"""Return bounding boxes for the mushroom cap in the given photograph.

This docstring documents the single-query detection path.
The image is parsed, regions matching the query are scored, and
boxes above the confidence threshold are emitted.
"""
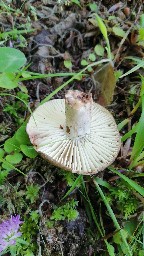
[26,99,120,175]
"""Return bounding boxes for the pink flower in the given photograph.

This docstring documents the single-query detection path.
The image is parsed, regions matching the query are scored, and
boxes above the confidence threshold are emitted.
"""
[0,215,23,252]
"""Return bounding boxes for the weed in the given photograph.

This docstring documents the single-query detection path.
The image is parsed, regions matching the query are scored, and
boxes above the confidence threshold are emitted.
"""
[50,199,79,222]
[25,185,39,204]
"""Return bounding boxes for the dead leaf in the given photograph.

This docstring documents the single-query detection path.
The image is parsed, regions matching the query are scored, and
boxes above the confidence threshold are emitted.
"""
[92,63,116,106]
[50,13,76,35]
[108,2,123,13]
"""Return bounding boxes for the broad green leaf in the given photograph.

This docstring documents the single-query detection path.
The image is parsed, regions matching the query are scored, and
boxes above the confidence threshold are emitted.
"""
[0,149,5,159]
[88,67,93,72]
[20,144,37,158]
[64,60,72,69]
[89,2,98,12]
[0,169,9,184]
[2,161,13,171]
[4,137,20,153]
[6,152,23,164]
[89,53,96,61]
[112,27,126,37]
[113,229,128,244]
[81,59,88,66]
[0,73,18,89]
[124,219,138,236]
[94,44,104,56]
[15,124,30,145]
[0,47,26,72]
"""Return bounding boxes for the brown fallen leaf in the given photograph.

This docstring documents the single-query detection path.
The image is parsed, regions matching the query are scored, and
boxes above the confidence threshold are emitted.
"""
[108,2,123,13]
[91,63,116,106]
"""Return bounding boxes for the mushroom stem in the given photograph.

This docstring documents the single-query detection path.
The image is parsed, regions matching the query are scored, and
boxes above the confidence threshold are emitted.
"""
[65,90,93,139]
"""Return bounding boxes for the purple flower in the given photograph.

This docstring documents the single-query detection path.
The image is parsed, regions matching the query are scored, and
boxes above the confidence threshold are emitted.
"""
[0,215,23,253]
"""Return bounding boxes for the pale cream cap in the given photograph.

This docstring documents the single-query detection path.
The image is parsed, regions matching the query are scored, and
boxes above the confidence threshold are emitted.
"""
[26,99,120,175]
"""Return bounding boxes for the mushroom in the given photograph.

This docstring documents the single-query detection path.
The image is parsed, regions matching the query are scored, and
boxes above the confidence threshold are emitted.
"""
[26,90,120,175]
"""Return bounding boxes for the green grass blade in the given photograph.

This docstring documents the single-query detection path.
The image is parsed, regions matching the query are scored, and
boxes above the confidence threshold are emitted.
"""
[109,167,144,197]
[118,118,130,131]
[95,177,112,189]
[130,95,144,163]
[19,72,77,81]
[81,177,104,236]
[105,241,115,256]
[121,124,137,142]
[61,174,82,200]
[120,62,144,78]
[93,178,132,256]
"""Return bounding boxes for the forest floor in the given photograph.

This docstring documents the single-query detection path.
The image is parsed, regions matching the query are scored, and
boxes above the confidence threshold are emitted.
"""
[0,1,144,256]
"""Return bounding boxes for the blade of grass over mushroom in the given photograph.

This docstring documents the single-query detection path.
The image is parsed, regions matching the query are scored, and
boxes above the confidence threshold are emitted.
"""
[41,58,111,104]
[93,179,132,256]
[62,174,82,200]
[108,167,144,197]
